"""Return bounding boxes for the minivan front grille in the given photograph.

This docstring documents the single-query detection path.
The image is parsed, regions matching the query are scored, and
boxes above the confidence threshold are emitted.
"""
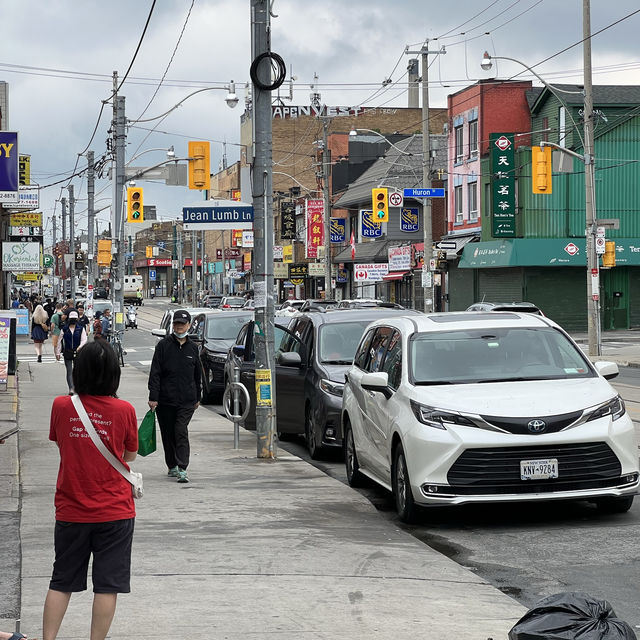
[446,442,622,495]
[480,410,582,435]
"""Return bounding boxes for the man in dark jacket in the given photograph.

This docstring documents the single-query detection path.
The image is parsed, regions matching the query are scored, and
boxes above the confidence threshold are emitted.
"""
[147,309,201,483]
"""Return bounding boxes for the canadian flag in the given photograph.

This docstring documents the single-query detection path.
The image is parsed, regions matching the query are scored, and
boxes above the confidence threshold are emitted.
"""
[350,229,356,260]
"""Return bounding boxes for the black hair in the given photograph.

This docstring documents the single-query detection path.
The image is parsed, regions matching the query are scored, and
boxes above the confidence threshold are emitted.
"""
[72,339,120,397]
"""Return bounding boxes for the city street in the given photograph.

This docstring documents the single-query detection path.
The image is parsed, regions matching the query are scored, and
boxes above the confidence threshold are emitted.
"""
[124,300,640,629]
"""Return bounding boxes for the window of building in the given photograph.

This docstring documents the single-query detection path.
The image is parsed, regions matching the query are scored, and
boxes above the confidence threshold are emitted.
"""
[454,185,463,223]
[455,126,464,162]
[559,107,567,148]
[469,120,478,157]
[468,182,478,221]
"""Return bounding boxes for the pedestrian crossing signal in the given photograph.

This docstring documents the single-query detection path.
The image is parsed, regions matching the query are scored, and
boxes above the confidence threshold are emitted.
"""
[127,187,144,223]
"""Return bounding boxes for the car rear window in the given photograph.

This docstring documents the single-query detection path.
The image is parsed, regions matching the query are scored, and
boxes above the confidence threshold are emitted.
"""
[318,321,373,364]
[410,327,595,384]
[206,314,252,339]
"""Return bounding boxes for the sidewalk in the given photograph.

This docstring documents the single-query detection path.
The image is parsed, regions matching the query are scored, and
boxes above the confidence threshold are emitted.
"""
[2,337,526,638]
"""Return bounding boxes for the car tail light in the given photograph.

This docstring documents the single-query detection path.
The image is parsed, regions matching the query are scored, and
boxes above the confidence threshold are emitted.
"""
[223,304,230,308]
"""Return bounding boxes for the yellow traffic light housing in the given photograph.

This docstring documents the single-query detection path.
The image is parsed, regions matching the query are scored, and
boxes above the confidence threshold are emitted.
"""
[532,146,552,194]
[372,187,388,222]
[188,141,211,190]
[127,186,144,223]
[602,240,616,268]
[146,246,153,258]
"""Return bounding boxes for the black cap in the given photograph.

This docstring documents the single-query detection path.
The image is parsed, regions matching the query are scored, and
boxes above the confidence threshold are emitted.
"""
[173,309,191,324]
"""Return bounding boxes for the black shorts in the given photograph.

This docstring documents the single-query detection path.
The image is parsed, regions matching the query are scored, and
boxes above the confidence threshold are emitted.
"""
[49,518,135,594]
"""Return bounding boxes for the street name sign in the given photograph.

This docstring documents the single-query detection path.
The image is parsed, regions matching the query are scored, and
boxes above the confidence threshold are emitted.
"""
[183,199,254,230]
[403,188,445,198]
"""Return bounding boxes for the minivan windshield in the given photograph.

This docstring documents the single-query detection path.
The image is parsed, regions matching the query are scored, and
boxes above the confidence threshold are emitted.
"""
[318,321,372,364]
[410,327,595,384]
[206,314,251,340]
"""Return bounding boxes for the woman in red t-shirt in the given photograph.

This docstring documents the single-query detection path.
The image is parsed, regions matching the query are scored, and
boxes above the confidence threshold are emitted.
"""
[43,340,138,640]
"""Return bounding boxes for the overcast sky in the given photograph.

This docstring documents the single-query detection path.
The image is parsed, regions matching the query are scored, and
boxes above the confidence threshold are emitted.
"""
[1,0,639,246]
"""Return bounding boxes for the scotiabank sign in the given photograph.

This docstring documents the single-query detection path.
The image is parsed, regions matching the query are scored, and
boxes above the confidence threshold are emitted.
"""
[147,258,172,267]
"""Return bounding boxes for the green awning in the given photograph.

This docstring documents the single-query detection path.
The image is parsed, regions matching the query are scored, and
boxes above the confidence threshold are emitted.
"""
[459,238,640,268]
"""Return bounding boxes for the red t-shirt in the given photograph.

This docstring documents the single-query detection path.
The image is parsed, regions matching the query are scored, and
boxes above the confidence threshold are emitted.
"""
[49,394,138,523]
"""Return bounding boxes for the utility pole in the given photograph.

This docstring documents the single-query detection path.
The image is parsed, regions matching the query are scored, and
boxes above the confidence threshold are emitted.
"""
[406,41,445,313]
[87,151,95,288]
[322,118,332,297]
[68,185,75,301]
[251,0,277,458]
[61,197,67,296]
[177,228,183,302]
[583,0,600,356]
[112,71,126,327]
[52,212,57,297]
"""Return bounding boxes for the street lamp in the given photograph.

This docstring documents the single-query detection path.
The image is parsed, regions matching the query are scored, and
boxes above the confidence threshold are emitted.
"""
[481,48,600,356]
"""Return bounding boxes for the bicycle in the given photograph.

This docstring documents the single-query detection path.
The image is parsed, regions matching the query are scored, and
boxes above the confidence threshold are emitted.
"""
[108,330,126,367]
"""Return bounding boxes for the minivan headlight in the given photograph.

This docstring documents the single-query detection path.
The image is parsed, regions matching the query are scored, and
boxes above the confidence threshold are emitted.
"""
[320,379,344,397]
[586,395,625,422]
[410,400,477,430]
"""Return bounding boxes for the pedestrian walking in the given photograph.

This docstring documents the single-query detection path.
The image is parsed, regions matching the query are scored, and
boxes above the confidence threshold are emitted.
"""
[43,339,138,640]
[75,304,90,332]
[93,311,104,339]
[147,309,201,483]
[55,311,87,394]
[50,303,64,361]
[100,308,112,340]
[31,304,50,363]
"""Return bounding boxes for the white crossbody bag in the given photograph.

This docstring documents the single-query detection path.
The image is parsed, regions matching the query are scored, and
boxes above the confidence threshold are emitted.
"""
[71,394,143,499]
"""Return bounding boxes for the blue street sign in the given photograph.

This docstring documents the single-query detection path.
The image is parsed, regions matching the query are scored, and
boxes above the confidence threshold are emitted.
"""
[403,188,445,198]
[149,269,156,281]
[158,241,166,249]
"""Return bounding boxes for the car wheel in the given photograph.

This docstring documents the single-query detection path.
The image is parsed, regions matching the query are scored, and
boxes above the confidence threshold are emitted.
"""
[305,404,322,460]
[344,422,363,487]
[393,443,418,524]
[594,495,634,514]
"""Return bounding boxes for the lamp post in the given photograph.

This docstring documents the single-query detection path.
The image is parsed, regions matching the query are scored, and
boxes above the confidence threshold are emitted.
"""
[481,32,600,356]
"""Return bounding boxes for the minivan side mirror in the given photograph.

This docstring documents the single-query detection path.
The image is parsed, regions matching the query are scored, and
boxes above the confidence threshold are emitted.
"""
[232,344,246,358]
[361,371,392,399]
[594,360,619,380]
[278,351,302,368]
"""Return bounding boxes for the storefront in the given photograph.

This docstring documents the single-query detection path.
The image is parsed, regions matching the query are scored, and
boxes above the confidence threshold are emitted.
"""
[458,238,640,330]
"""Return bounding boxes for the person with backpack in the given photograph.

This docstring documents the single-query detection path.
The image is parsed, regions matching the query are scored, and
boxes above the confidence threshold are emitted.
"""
[55,311,87,395]
[93,311,104,339]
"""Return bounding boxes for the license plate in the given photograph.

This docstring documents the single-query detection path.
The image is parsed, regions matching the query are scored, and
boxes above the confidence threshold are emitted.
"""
[520,458,559,480]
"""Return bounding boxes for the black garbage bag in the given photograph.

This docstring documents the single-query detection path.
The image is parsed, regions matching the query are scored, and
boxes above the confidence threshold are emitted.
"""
[509,592,636,640]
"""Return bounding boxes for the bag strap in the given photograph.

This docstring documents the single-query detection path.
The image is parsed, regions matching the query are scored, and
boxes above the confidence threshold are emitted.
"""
[71,394,136,486]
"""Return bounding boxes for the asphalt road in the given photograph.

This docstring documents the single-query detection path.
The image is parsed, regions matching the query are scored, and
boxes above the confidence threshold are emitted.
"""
[130,302,640,630]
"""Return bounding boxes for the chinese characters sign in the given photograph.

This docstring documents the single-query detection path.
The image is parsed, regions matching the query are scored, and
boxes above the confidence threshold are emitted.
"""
[490,133,516,238]
[305,199,324,259]
[281,201,296,239]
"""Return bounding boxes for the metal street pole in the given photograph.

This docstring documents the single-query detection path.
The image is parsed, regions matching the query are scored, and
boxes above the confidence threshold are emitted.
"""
[61,197,67,296]
[87,151,95,288]
[68,185,75,301]
[407,41,445,313]
[251,0,277,458]
[583,0,600,356]
[191,230,197,305]
[52,212,57,297]
[322,118,332,297]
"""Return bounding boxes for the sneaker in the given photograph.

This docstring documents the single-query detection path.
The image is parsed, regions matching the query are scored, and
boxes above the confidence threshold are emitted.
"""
[177,469,189,483]
[167,466,179,477]
[37,355,42,363]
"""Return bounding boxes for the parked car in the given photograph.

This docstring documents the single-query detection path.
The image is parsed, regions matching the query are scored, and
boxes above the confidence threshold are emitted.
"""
[466,301,543,315]
[275,300,305,316]
[342,312,639,523]
[203,295,224,309]
[189,310,253,403]
[242,299,255,310]
[337,299,404,310]
[299,299,339,312]
[151,307,210,339]
[220,296,246,310]
[93,287,109,299]
[227,307,420,458]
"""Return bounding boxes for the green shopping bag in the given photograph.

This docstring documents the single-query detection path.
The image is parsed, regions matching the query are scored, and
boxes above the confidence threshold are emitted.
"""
[137,410,157,457]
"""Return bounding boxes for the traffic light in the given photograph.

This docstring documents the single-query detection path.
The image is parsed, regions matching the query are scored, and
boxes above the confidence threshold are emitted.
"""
[146,246,153,258]
[188,141,211,190]
[532,145,552,194]
[127,186,144,222]
[372,187,388,222]
[602,240,616,268]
